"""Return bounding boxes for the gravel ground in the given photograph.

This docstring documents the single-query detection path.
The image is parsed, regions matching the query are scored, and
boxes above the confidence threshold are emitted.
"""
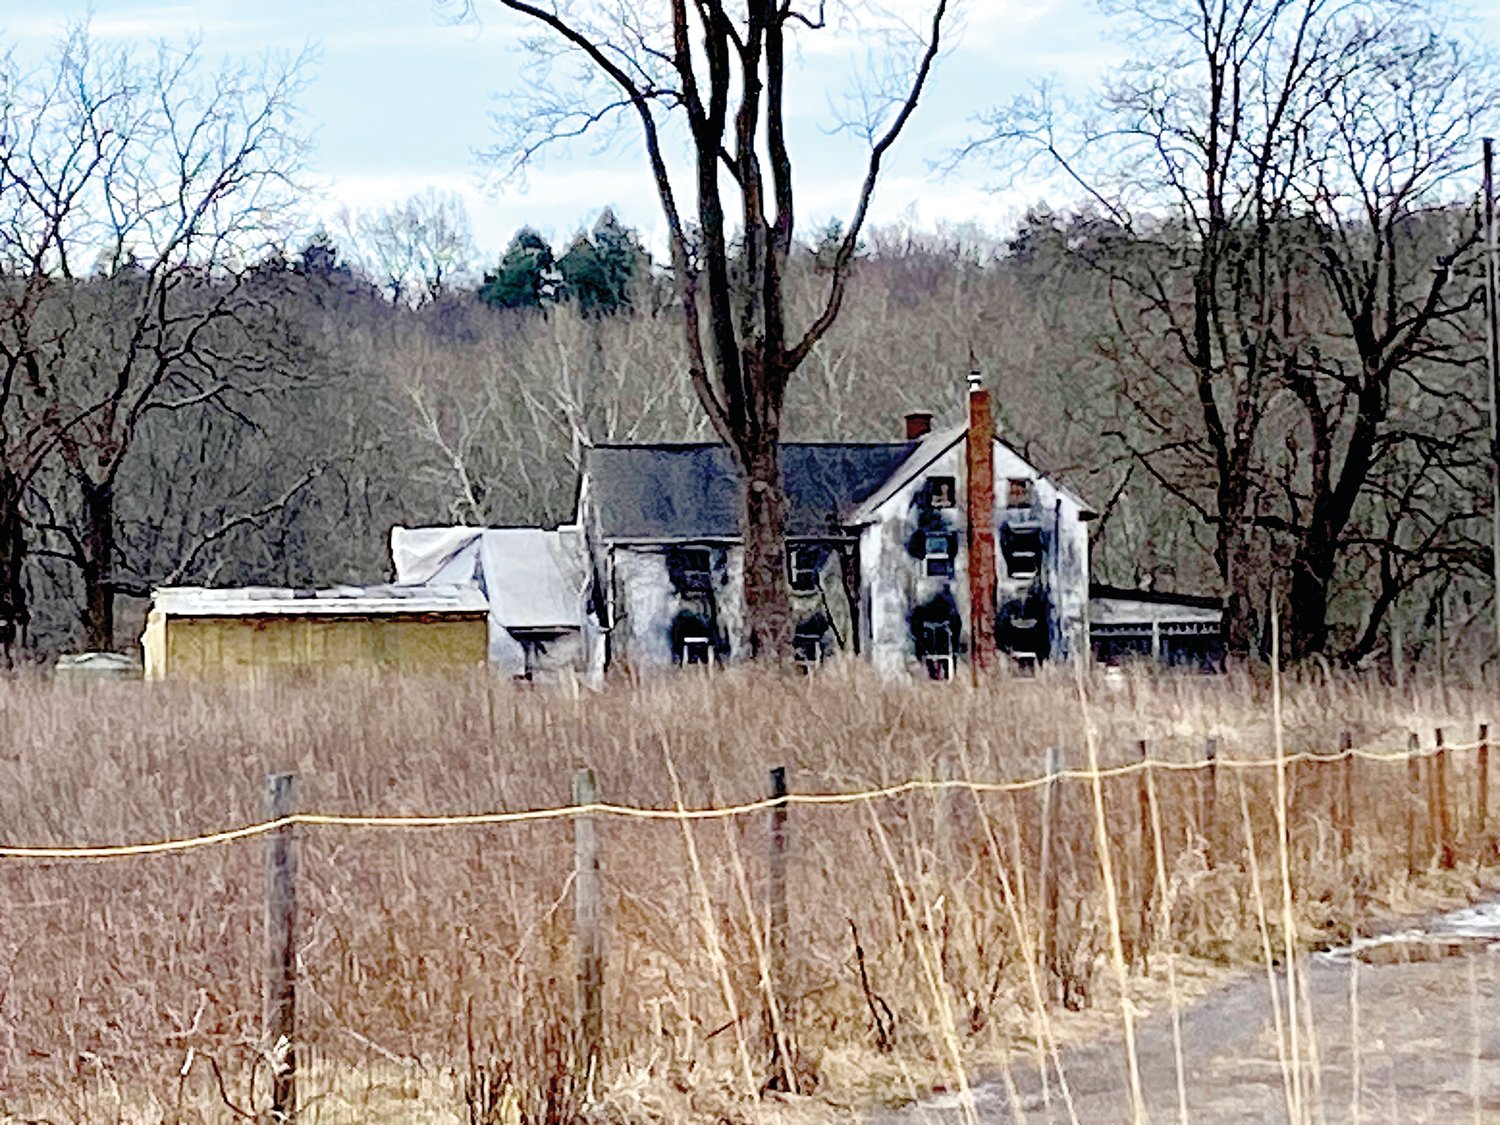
[869,904,1500,1124]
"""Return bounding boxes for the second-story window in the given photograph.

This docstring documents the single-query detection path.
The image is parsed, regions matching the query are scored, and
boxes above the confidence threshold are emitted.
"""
[788,545,820,594]
[924,532,954,578]
[669,547,713,593]
[1000,526,1042,579]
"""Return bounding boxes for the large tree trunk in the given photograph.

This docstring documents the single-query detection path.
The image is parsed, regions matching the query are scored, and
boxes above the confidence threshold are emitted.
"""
[0,472,26,667]
[80,477,115,651]
[740,438,792,661]
[1286,537,1334,659]
[1214,452,1257,659]
[1284,383,1381,661]
[1220,515,1256,658]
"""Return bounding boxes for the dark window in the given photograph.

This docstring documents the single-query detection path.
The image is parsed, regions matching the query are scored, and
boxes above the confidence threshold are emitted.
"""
[1007,479,1032,508]
[917,618,955,680]
[1000,525,1041,579]
[997,590,1052,662]
[1161,623,1223,672]
[671,610,716,667]
[1091,627,1153,667]
[793,632,822,669]
[924,532,954,578]
[929,476,956,509]
[521,637,548,680]
[788,546,820,594]
[669,547,713,593]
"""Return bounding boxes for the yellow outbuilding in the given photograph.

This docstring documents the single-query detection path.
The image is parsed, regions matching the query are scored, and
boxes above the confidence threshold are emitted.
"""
[140,584,489,680]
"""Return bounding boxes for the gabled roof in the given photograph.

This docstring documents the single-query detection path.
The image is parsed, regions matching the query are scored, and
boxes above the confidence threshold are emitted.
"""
[844,423,1098,524]
[585,442,914,540]
[842,423,966,524]
[391,526,589,631]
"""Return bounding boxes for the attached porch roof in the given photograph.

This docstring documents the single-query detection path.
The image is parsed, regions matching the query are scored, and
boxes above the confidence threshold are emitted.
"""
[1089,584,1222,627]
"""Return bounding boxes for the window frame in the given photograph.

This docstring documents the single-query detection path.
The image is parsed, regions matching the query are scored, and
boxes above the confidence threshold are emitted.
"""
[923,532,954,578]
[671,546,713,592]
[1000,526,1041,580]
[787,545,821,594]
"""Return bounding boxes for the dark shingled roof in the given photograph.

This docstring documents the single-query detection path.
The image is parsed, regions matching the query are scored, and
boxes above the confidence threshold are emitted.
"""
[586,442,915,540]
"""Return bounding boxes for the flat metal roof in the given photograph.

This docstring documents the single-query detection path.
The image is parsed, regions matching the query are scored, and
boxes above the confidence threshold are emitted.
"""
[151,584,490,618]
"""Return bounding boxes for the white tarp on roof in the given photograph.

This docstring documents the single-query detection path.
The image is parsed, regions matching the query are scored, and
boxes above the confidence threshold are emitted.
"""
[390,526,591,674]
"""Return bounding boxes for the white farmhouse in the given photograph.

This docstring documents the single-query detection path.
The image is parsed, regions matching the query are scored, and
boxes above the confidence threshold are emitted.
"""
[395,380,1222,679]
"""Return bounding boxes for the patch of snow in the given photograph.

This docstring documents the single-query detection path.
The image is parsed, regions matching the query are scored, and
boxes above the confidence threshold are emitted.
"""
[1318,899,1500,963]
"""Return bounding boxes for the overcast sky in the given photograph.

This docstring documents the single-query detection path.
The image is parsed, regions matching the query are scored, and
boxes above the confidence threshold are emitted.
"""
[8,1,1500,263]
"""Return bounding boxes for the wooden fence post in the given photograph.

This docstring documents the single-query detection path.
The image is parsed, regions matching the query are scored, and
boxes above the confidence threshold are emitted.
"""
[1479,723,1491,858]
[1039,747,1063,999]
[1433,728,1455,870]
[1338,731,1354,868]
[1407,733,1421,876]
[573,767,603,1084]
[1199,737,1218,869]
[766,766,792,1087]
[1135,740,1153,972]
[264,772,297,1125]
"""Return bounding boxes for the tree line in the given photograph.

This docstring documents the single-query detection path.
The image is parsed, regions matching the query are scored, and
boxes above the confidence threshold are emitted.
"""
[3,1,1498,676]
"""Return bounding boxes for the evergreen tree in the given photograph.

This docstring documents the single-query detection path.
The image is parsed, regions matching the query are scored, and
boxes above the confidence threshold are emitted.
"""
[478,228,556,310]
[557,232,610,313]
[558,209,648,314]
[297,229,351,278]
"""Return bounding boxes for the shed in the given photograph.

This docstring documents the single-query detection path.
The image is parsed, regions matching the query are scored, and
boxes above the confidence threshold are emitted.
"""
[141,584,489,680]
[1088,585,1223,670]
[390,525,601,681]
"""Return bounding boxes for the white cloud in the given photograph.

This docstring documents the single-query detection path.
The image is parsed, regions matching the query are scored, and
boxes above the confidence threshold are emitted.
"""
[5,4,273,44]
[310,164,669,259]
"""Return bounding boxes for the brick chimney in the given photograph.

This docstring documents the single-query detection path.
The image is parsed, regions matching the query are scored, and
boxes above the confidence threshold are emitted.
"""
[904,411,934,440]
[966,376,998,672]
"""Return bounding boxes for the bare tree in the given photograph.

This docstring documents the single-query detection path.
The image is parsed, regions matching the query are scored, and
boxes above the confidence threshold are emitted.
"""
[1278,24,1497,657]
[470,0,950,658]
[974,0,1499,660]
[338,188,477,305]
[0,25,309,651]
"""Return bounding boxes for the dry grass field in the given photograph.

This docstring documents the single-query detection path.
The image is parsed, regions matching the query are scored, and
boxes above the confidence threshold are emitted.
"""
[0,662,1495,1123]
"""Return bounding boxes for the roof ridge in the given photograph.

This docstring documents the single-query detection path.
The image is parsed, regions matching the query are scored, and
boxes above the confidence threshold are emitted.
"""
[588,440,915,450]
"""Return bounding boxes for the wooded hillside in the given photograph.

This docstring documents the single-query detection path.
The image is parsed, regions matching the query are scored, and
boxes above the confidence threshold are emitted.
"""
[3,3,1497,673]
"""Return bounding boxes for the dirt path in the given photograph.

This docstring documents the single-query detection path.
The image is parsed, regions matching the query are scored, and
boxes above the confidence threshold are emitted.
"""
[869,906,1500,1124]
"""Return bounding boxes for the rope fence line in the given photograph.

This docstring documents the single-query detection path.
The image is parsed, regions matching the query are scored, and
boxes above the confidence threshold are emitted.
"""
[0,736,1483,861]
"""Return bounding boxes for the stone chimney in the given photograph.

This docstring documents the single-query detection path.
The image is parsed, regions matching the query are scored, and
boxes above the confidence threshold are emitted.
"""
[904,411,934,440]
[966,374,998,672]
